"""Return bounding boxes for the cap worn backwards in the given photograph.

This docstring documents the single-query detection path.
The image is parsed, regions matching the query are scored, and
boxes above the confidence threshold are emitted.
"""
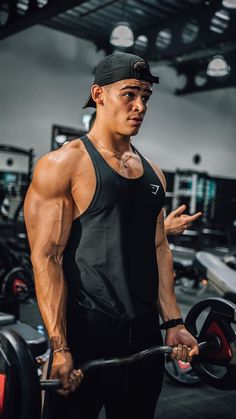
[83,52,159,109]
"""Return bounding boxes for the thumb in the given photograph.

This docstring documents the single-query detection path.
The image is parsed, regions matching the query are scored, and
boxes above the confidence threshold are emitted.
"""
[172,205,186,216]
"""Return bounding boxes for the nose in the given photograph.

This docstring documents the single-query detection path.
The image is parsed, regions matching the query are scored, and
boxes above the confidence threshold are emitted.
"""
[133,97,146,114]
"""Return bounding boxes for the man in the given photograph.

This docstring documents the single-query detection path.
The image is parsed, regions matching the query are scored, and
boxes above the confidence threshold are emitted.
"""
[24,53,199,419]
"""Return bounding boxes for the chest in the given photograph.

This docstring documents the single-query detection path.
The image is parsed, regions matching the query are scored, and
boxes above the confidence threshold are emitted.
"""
[70,146,164,219]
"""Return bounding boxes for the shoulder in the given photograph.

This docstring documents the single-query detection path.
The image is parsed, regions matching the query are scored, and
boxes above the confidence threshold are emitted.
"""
[34,138,85,174]
[31,138,85,196]
[144,156,166,191]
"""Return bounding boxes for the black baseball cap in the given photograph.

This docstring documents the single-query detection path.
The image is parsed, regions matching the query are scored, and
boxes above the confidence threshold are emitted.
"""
[83,52,159,109]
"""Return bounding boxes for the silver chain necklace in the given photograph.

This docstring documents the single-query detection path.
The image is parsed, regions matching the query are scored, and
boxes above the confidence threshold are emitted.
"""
[89,136,132,169]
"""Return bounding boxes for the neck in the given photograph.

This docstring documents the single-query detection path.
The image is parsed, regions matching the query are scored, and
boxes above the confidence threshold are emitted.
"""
[89,121,132,154]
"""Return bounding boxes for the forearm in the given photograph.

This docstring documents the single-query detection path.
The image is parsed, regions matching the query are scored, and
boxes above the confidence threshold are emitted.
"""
[32,254,68,349]
[156,245,181,321]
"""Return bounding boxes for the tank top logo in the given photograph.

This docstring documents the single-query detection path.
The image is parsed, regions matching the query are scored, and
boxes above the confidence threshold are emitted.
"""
[150,184,160,195]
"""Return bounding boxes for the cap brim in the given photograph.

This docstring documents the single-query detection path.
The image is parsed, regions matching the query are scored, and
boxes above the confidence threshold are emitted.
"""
[82,94,96,109]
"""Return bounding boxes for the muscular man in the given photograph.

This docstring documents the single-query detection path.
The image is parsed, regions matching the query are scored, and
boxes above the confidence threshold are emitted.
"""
[24,53,199,419]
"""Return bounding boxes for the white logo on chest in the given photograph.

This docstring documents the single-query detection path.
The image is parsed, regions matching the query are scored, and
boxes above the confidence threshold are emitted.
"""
[150,184,160,195]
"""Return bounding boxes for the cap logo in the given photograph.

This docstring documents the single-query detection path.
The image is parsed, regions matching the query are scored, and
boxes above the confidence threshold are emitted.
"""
[133,61,148,71]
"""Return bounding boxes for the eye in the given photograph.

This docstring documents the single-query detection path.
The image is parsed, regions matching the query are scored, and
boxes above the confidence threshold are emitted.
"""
[123,92,134,99]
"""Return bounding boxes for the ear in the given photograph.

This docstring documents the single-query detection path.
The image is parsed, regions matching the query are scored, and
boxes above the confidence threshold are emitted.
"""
[91,85,104,106]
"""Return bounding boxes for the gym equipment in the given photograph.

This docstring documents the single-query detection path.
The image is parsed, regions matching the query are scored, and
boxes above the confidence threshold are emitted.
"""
[0,312,48,419]
[0,145,34,224]
[171,245,208,295]
[185,297,236,389]
[165,355,201,386]
[0,297,236,419]
[0,237,34,301]
[1,266,33,301]
[194,251,236,296]
[171,170,217,227]
[172,244,236,296]
[51,125,85,151]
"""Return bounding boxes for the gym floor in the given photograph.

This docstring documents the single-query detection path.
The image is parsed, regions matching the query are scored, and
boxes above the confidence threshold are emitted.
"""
[20,286,236,419]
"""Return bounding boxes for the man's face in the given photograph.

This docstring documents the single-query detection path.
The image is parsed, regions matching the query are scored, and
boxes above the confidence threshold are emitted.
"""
[99,78,152,137]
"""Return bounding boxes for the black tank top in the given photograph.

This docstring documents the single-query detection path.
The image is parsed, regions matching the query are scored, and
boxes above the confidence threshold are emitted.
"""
[63,135,165,319]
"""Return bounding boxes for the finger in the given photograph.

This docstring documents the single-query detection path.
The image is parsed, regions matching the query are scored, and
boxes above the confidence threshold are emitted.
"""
[73,368,84,379]
[187,212,202,222]
[172,205,187,216]
[176,345,184,361]
[69,369,84,391]
[70,369,84,385]
[170,346,178,360]
[189,345,199,357]
[180,344,189,362]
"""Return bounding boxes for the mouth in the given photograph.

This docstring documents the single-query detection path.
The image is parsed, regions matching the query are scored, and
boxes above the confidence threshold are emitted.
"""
[128,117,143,127]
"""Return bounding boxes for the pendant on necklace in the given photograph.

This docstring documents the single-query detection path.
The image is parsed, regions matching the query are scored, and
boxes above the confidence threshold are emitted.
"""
[122,155,131,169]
[115,153,131,169]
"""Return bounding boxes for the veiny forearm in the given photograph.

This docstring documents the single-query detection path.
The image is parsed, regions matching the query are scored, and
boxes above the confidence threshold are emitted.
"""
[32,254,68,349]
[156,245,181,321]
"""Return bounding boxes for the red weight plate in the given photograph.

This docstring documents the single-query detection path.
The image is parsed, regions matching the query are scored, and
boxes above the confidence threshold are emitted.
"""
[0,329,41,419]
[177,361,192,371]
[205,321,232,361]
[12,279,28,295]
[0,373,6,414]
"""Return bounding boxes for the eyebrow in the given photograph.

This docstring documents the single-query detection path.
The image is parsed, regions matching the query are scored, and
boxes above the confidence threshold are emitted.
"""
[120,85,152,95]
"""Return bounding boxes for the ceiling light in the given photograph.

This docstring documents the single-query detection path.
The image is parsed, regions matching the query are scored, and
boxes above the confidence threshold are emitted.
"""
[210,9,230,34]
[222,0,236,8]
[194,73,207,87]
[181,20,199,44]
[17,0,29,15]
[110,22,134,48]
[207,56,230,77]
[155,29,172,50]
[37,0,48,7]
[134,35,148,52]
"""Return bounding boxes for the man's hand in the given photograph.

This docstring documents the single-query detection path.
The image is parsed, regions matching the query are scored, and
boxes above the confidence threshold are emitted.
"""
[165,325,199,363]
[164,205,202,235]
[50,351,84,396]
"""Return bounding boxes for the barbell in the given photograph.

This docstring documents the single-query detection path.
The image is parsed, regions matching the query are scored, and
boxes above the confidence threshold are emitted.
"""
[0,297,236,419]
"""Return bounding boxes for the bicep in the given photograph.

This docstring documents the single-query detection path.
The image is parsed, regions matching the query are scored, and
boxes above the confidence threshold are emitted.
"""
[155,209,168,249]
